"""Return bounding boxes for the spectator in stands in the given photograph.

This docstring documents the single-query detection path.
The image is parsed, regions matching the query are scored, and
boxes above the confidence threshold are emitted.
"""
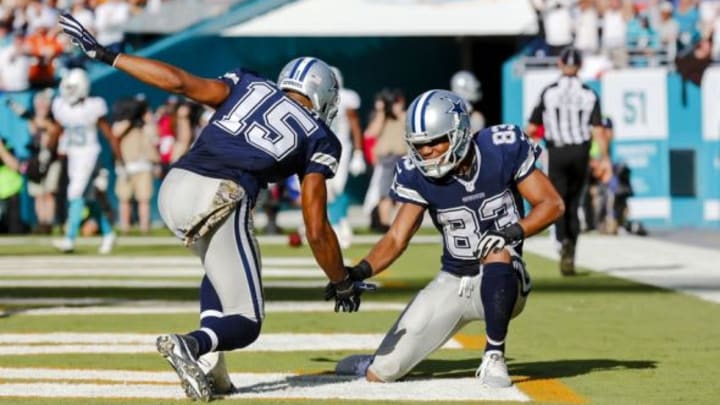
[653,1,681,62]
[25,0,57,35]
[532,0,574,55]
[6,89,62,234]
[675,0,701,55]
[112,96,160,234]
[94,0,130,55]
[0,136,28,234]
[0,30,30,91]
[574,0,600,55]
[676,36,714,85]
[25,18,63,89]
[156,95,178,177]
[627,8,662,65]
[601,0,632,68]
[712,6,720,60]
[362,89,407,233]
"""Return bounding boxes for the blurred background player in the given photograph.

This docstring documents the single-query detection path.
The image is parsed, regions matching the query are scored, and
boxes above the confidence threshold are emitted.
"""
[51,68,121,254]
[328,66,365,248]
[450,70,485,132]
[337,90,563,388]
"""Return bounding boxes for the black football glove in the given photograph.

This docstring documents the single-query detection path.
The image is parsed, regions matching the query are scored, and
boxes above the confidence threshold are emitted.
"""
[476,223,525,260]
[58,13,118,66]
[324,277,376,312]
[347,259,373,281]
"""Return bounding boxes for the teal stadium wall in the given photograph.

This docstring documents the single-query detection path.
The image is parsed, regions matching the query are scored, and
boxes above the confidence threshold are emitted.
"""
[502,56,720,228]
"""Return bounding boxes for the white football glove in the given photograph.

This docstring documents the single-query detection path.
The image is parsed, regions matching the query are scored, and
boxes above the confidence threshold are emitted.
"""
[349,150,367,176]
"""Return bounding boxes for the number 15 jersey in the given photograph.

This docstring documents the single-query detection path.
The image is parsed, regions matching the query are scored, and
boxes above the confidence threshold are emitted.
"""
[173,69,341,203]
[390,124,541,276]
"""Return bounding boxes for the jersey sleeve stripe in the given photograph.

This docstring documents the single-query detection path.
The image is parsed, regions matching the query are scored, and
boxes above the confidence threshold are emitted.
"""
[514,149,536,180]
[391,181,428,205]
[310,152,338,173]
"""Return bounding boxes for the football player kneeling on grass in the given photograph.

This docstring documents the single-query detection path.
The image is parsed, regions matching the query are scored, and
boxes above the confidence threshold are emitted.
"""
[335,90,564,387]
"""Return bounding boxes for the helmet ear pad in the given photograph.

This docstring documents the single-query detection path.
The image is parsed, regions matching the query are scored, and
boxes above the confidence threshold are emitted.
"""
[405,89,473,178]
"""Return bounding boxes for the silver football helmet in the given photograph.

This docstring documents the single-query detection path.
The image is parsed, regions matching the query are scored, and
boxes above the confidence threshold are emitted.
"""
[277,57,339,125]
[59,68,90,105]
[450,70,482,103]
[405,90,472,178]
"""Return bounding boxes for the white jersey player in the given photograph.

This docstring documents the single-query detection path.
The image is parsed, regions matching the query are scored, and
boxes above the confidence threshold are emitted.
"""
[451,70,485,133]
[328,66,366,248]
[52,68,121,254]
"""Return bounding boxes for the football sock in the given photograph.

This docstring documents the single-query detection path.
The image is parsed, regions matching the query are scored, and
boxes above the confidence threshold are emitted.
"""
[190,276,261,356]
[65,198,85,240]
[481,262,518,353]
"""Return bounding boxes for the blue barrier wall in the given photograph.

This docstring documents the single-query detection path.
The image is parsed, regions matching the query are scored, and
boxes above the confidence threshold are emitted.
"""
[502,57,720,229]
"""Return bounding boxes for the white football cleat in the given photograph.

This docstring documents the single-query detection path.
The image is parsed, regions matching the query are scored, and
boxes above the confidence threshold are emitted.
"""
[98,233,116,254]
[156,334,212,401]
[476,350,512,388]
[52,238,74,253]
[197,351,236,397]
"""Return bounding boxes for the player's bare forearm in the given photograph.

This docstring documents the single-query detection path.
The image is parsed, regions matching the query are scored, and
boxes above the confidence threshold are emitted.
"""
[113,54,229,107]
[301,173,346,283]
[365,203,424,275]
[517,170,564,237]
[98,118,122,163]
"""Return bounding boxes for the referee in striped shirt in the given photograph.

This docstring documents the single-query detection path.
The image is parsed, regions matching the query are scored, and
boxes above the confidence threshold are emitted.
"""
[526,46,607,276]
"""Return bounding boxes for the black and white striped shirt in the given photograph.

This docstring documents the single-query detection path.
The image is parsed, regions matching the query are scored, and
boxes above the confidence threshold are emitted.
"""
[529,75,602,146]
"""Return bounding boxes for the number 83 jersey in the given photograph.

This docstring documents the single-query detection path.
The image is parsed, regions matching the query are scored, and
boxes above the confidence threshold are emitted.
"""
[390,125,541,276]
[174,69,341,202]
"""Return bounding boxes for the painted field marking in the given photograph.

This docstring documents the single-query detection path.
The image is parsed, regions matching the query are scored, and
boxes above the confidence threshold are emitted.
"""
[0,333,461,355]
[0,280,335,288]
[0,368,530,402]
[17,300,407,316]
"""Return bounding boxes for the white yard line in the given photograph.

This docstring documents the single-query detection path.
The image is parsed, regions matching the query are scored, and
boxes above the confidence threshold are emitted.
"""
[0,368,528,402]
[0,256,335,267]
[0,267,322,278]
[18,301,407,316]
[525,234,720,304]
[0,333,461,354]
[0,280,334,288]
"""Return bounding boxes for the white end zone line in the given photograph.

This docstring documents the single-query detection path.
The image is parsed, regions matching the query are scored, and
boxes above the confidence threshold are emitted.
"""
[0,333,462,355]
[16,301,407,316]
[0,368,529,402]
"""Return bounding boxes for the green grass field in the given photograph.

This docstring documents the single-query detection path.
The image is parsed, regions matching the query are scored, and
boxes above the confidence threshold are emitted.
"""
[0,237,718,404]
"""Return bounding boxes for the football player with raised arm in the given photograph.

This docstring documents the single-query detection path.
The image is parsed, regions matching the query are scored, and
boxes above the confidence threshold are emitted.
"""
[336,90,564,387]
[59,13,372,402]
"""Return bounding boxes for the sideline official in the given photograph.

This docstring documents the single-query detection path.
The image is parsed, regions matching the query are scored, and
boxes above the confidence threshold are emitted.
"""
[526,47,607,276]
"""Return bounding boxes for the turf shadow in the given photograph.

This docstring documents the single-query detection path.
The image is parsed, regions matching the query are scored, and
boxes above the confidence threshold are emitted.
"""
[408,358,657,381]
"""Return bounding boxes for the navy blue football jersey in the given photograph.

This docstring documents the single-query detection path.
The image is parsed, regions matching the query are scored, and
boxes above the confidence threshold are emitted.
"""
[173,69,341,202]
[390,124,541,276]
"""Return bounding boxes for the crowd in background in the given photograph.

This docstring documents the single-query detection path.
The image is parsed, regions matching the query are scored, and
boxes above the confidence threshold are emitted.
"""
[530,0,720,78]
[0,0,665,239]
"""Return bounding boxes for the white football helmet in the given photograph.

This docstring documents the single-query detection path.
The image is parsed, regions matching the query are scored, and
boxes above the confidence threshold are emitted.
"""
[330,66,343,89]
[277,57,339,125]
[450,70,482,103]
[59,68,90,105]
[405,90,472,178]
